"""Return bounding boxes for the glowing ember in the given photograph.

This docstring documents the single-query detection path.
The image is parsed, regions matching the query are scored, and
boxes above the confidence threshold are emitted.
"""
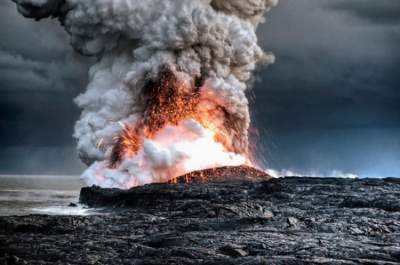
[79,66,265,189]
[107,66,255,176]
[141,66,201,136]
[110,67,201,167]
[169,165,271,184]
[110,125,141,167]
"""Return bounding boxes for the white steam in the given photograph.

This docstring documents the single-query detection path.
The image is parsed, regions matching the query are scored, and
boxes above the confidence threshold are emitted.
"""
[266,168,360,179]
[83,119,246,188]
[13,0,278,188]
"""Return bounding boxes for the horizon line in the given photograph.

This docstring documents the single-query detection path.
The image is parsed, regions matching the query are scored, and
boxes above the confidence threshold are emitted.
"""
[0,174,80,178]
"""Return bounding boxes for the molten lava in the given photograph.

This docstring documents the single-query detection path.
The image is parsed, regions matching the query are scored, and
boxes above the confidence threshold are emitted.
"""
[98,66,265,187]
[111,67,249,167]
[169,165,271,184]
[142,68,201,136]
[110,67,201,167]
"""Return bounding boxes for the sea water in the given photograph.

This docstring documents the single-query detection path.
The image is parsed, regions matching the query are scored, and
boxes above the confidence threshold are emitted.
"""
[0,175,95,216]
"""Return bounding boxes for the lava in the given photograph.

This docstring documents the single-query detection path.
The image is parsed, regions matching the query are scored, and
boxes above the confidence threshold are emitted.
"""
[169,165,271,184]
[110,67,251,170]
[110,67,202,167]
[101,66,265,186]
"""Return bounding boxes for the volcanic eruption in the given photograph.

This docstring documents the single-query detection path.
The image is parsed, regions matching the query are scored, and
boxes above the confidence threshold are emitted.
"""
[13,0,278,188]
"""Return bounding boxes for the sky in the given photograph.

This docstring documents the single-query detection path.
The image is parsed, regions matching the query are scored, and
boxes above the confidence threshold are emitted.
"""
[0,0,399,177]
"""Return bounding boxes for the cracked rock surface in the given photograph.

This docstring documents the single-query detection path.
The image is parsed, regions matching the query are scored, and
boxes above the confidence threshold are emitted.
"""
[1,177,400,264]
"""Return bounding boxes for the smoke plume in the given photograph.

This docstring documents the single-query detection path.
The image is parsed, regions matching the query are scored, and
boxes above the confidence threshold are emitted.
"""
[13,0,277,188]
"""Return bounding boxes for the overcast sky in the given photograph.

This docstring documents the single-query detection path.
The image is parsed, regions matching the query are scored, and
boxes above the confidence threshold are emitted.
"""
[0,0,399,176]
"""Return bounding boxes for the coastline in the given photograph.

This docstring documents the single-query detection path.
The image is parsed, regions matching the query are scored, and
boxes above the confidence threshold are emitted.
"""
[1,177,400,264]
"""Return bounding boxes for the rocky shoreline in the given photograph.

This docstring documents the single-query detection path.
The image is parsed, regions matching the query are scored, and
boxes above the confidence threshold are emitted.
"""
[1,177,400,264]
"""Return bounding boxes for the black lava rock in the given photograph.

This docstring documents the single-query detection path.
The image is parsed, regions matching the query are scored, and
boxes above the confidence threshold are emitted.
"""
[1,177,400,264]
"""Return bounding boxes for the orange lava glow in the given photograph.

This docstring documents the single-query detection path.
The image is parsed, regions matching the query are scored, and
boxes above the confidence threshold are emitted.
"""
[110,67,201,167]
[109,66,259,182]
[168,165,271,184]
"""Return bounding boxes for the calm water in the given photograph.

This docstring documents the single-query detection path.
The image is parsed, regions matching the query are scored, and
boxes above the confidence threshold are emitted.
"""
[0,175,96,216]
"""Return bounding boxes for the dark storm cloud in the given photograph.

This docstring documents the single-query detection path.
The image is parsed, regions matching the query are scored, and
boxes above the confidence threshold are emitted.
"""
[0,147,85,175]
[0,90,81,146]
[0,48,89,92]
[0,2,90,93]
[0,1,91,174]
[0,1,69,61]
[253,50,400,129]
[0,1,90,93]
[329,0,400,25]
[256,0,400,130]
[252,0,400,175]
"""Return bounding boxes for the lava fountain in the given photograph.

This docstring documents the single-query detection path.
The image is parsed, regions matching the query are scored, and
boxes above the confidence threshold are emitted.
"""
[13,0,278,188]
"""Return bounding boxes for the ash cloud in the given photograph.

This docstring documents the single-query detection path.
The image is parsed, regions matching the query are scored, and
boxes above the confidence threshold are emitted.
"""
[11,0,278,187]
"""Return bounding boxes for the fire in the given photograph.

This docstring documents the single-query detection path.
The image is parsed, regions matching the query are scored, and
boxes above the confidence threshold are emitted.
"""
[110,66,251,173]
[141,67,201,136]
[100,67,260,187]
[110,67,198,167]
[110,125,141,167]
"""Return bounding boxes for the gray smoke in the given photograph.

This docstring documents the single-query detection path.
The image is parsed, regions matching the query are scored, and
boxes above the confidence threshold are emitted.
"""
[13,0,277,188]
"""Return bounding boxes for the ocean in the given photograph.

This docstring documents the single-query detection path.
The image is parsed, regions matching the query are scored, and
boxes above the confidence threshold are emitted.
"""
[0,175,96,216]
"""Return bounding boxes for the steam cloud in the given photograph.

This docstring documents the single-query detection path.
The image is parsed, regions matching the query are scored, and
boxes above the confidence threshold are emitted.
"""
[13,0,277,188]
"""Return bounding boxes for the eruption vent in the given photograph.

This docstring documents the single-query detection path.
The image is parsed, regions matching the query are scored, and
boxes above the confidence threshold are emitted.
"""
[13,0,278,189]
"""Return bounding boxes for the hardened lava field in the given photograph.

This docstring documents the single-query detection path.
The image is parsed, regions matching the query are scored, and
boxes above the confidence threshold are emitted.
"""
[1,175,400,264]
